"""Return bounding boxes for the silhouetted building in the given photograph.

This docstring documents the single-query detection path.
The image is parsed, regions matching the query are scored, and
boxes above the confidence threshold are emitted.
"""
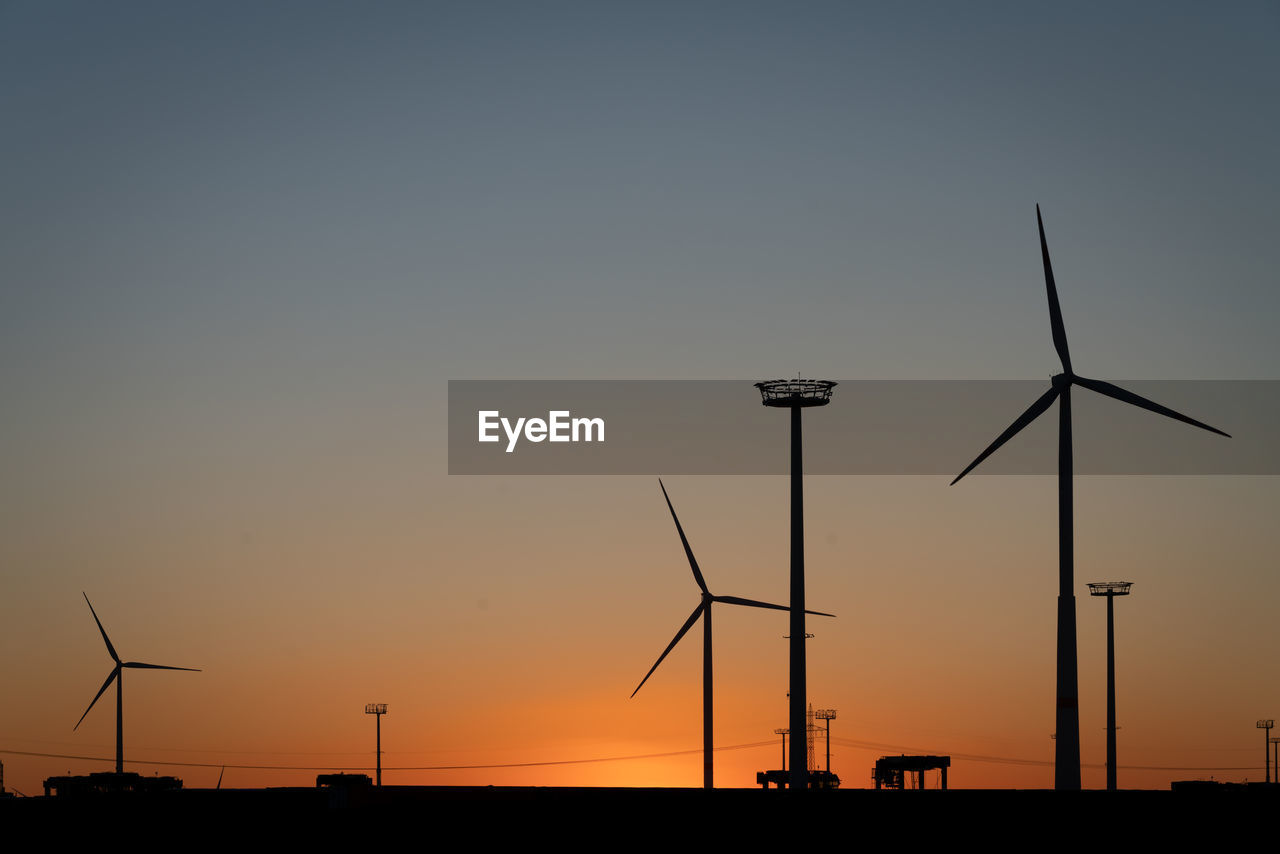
[42,771,183,797]
[755,769,840,789]
[316,772,372,789]
[872,755,950,790]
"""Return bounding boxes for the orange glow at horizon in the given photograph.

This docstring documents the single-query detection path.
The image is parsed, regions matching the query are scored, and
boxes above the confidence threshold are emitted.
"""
[5,470,1275,797]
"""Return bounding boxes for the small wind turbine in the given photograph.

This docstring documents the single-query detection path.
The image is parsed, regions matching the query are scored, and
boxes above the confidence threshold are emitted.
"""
[951,205,1229,790]
[631,480,833,789]
[74,593,201,774]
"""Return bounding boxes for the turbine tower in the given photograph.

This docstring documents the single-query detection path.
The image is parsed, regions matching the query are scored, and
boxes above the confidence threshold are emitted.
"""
[632,480,833,789]
[951,206,1229,790]
[74,593,201,774]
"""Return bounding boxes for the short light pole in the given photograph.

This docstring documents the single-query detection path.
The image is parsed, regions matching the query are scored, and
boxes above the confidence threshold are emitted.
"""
[1088,581,1131,790]
[815,709,837,773]
[775,728,789,771]
[1258,719,1274,784]
[366,703,388,786]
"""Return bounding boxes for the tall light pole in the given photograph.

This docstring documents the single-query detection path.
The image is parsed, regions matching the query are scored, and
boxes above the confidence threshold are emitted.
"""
[757,378,835,790]
[815,709,837,773]
[1088,581,1130,790]
[366,703,388,786]
[1258,719,1274,784]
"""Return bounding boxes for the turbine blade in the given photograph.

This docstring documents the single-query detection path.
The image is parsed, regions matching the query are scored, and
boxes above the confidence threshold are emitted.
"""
[1038,204,1072,374]
[713,595,836,618]
[74,667,119,730]
[123,662,201,671]
[1073,376,1231,438]
[631,601,706,698]
[83,593,120,664]
[659,479,709,594]
[952,385,1061,485]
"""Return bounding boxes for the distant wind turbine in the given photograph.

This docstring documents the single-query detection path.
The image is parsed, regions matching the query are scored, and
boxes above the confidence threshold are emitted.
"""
[631,480,834,789]
[951,205,1229,790]
[75,593,201,774]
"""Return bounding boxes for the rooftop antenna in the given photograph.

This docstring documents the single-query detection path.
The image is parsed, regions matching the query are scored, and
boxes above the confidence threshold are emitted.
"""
[951,207,1229,790]
[74,593,200,774]
[1088,582,1131,790]
[631,480,833,789]
[366,703,388,786]
[755,377,835,789]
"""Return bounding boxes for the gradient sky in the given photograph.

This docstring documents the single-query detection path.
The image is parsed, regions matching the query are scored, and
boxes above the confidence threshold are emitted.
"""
[2,1,1277,794]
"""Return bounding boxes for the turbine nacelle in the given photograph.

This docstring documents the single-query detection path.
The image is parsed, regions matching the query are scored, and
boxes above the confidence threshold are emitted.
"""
[952,208,1229,489]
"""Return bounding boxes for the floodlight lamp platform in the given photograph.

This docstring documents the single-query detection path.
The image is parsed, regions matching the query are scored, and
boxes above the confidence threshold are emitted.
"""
[1088,582,1132,596]
[755,379,836,408]
[365,703,387,715]
[1258,719,1274,728]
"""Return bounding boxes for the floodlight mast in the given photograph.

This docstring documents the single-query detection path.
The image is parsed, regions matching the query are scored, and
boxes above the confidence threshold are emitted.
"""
[1088,581,1131,790]
[1258,719,1274,784]
[815,708,837,773]
[366,703,388,786]
[756,378,835,790]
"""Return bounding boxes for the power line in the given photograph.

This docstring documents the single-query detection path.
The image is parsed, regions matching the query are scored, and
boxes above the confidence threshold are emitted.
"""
[0,741,776,773]
[0,738,369,757]
[4,741,1262,775]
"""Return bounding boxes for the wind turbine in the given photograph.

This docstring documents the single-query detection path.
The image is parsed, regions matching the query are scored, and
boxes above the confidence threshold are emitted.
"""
[631,480,833,789]
[951,205,1229,790]
[74,593,201,774]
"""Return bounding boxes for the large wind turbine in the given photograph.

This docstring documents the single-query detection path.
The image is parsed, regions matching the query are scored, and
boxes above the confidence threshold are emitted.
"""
[75,593,201,774]
[632,480,833,789]
[951,206,1229,790]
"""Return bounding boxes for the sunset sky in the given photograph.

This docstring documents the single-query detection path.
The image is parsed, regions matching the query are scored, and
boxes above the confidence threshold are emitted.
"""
[2,2,1277,795]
